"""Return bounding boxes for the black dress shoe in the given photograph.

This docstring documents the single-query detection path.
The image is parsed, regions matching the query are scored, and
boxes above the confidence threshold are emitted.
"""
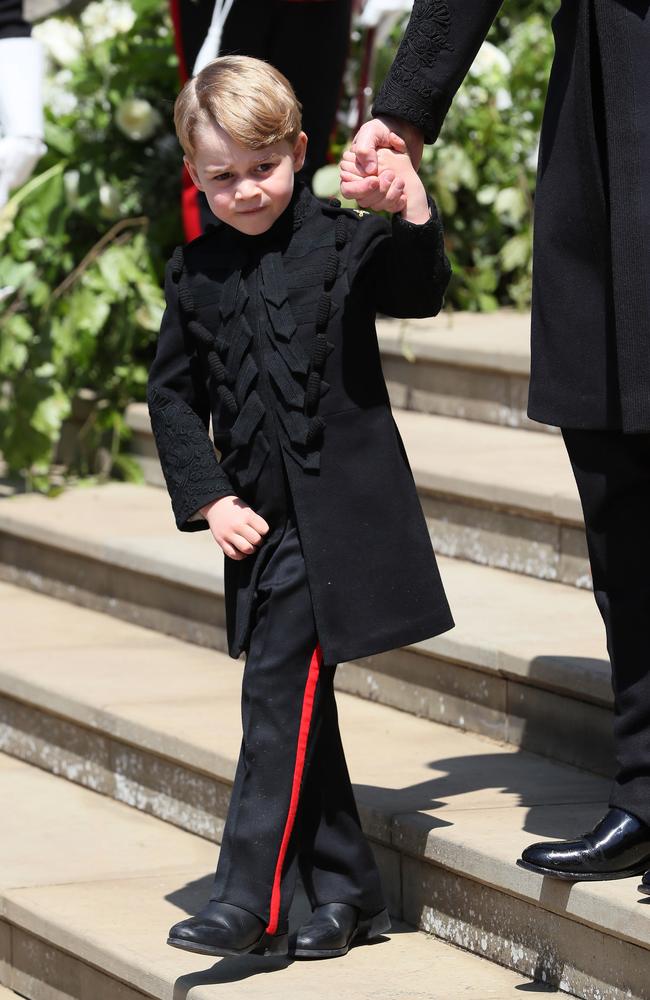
[517,808,650,881]
[637,871,650,895]
[167,900,288,957]
[293,902,391,959]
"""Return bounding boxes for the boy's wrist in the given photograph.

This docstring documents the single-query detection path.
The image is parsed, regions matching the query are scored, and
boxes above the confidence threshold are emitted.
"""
[199,494,235,518]
[399,178,431,225]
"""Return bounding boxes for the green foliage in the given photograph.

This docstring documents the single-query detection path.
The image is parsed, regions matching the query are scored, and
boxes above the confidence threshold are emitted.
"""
[0,0,182,491]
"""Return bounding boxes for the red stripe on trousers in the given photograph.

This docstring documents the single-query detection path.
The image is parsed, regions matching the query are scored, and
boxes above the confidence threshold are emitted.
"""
[266,643,323,935]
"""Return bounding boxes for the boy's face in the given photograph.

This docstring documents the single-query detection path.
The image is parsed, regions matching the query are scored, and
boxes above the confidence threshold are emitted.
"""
[184,124,308,236]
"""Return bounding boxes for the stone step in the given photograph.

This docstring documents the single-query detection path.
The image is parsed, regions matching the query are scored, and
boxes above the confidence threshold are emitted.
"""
[0,610,644,999]
[376,311,552,431]
[0,485,609,773]
[0,755,542,1000]
[126,402,590,589]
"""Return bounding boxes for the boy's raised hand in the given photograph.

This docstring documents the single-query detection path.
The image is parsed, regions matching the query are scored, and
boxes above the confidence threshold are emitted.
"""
[340,146,430,225]
[199,495,270,560]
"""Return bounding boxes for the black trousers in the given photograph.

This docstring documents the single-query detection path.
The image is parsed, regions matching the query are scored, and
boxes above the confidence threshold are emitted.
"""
[563,428,650,825]
[209,517,385,936]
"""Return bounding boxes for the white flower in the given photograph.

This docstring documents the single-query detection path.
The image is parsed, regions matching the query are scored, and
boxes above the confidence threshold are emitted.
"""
[115,98,162,141]
[81,0,136,45]
[43,69,78,116]
[99,181,121,218]
[33,19,84,67]
[469,41,511,79]
[495,88,512,111]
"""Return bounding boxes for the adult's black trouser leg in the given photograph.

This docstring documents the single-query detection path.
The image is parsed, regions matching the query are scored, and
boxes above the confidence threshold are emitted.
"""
[209,518,384,935]
[562,427,650,825]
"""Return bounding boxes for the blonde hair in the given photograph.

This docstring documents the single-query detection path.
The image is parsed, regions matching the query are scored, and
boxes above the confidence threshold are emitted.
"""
[174,55,303,159]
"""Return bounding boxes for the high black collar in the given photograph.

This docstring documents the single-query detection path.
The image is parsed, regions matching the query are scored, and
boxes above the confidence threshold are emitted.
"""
[205,179,317,252]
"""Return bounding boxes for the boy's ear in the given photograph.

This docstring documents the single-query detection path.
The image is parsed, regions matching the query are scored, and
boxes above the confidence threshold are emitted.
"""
[292,131,308,173]
[184,155,204,192]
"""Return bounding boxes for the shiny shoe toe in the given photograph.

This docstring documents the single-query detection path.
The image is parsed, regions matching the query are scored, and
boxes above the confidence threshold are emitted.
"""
[517,808,650,881]
[638,871,650,896]
[167,900,288,957]
[294,902,391,959]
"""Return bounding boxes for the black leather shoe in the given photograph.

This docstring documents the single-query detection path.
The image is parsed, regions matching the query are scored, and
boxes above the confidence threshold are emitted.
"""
[167,900,288,957]
[293,902,391,959]
[517,808,650,881]
[637,871,650,895]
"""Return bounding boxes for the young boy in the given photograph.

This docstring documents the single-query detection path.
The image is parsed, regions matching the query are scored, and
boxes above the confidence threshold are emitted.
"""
[147,54,453,961]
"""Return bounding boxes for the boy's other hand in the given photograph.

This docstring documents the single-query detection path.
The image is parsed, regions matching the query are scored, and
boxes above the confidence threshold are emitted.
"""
[199,495,270,560]
[340,146,430,224]
[340,116,424,207]
[340,146,406,214]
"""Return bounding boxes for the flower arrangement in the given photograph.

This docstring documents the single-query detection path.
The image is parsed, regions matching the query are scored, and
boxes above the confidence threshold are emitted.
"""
[1,0,556,491]
[1,0,182,491]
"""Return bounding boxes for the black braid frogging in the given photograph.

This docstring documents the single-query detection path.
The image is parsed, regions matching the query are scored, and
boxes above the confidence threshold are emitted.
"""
[303,216,346,426]
[170,246,271,490]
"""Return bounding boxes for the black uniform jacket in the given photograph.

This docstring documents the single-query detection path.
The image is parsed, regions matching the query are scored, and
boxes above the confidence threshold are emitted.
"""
[373,0,650,432]
[147,181,454,664]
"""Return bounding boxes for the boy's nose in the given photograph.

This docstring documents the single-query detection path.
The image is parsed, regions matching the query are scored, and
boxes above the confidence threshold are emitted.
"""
[234,180,259,202]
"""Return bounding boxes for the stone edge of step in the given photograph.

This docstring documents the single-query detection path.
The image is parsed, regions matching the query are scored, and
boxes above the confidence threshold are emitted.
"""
[124,402,583,524]
[0,497,611,708]
[376,315,532,376]
[0,661,646,957]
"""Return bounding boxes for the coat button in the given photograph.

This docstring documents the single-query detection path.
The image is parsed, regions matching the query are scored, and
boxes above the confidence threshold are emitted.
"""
[328,197,341,208]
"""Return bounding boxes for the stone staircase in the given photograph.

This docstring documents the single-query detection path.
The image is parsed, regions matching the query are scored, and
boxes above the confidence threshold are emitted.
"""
[0,311,646,1000]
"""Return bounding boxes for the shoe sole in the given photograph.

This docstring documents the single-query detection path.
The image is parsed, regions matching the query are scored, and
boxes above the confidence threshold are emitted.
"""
[517,858,650,881]
[293,907,392,959]
[166,931,288,958]
[637,883,650,895]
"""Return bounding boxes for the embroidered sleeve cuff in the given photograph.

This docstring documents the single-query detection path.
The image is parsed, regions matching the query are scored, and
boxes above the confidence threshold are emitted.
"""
[371,90,449,146]
[146,384,236,533]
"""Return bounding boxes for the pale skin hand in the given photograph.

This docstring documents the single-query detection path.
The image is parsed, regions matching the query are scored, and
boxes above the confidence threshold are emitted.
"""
[340,116,425,212]
[199,495,269,561]
[340,146,431,224]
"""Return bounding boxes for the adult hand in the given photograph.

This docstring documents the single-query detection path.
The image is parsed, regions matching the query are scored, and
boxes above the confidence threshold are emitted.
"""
[200,495,270,561]
[340,116,425,209]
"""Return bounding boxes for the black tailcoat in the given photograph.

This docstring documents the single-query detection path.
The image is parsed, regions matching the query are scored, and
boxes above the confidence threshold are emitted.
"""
[373,0,650,432]
[147,182,454,663]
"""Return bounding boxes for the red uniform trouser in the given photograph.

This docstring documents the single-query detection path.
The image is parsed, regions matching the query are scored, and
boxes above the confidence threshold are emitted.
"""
[209,517,385,936]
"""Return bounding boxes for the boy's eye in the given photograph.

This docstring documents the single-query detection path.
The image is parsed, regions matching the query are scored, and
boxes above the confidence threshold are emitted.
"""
[211,172,231,182]
[255,162,274,173]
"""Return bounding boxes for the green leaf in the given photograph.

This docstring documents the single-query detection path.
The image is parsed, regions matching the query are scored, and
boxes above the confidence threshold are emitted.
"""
[500,233,531,272]
[31,391,72,439]
[494,186,528,225]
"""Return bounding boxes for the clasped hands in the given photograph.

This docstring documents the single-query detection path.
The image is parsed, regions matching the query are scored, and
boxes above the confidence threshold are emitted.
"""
[339,115,426,216]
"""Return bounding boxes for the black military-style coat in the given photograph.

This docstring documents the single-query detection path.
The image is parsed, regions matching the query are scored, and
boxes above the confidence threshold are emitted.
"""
[373,0,650,432]
[146,181,454,664]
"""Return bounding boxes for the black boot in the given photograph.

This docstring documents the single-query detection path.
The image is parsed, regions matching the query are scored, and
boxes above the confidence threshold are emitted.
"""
[293,902,391,959]
[638,871,650,895]
[167,900,288,957]
[517,808,650,880]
